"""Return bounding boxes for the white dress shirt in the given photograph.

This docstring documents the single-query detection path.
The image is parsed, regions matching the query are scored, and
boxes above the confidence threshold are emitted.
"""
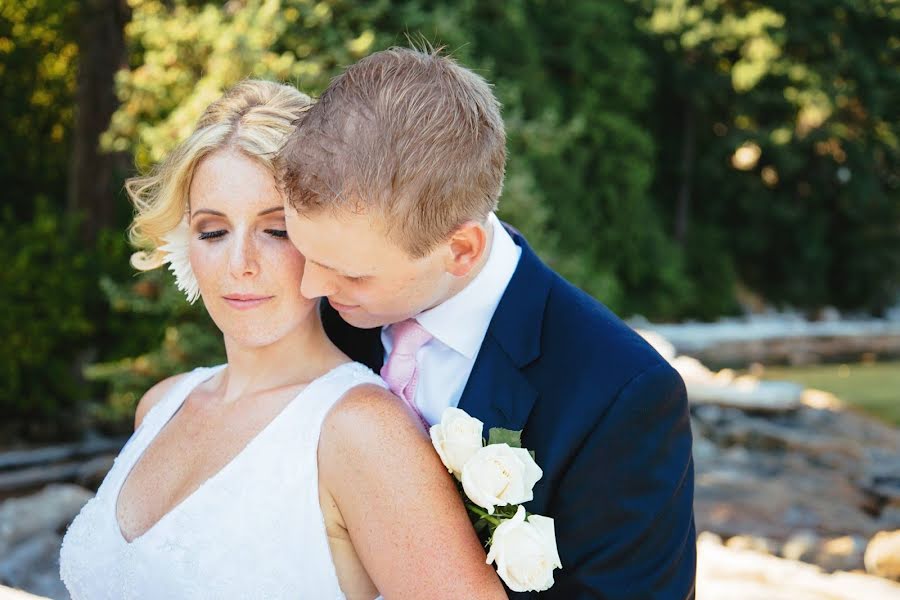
[381,213,522,425]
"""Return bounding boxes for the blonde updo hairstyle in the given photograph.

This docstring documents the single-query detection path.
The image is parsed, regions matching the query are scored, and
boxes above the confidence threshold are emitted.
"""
[127,80,313,270]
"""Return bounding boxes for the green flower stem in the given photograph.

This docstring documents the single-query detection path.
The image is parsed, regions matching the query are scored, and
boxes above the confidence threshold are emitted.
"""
[467,503,502,526]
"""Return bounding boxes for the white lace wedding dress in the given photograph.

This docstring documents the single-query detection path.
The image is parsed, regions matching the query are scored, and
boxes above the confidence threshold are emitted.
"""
[59,361,386,599]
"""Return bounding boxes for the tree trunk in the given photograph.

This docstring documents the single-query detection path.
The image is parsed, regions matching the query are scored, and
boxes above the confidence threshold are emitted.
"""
[675,102,695,244]
[67,0,131,242]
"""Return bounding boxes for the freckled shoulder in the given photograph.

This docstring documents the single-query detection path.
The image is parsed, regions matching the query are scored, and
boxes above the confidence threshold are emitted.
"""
[317,383,505,599]
[322,383,423,442]
[318,383,429,480]
[134,373,191,430]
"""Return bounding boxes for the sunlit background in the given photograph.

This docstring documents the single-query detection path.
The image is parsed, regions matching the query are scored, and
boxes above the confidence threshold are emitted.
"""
[0,1,898,598]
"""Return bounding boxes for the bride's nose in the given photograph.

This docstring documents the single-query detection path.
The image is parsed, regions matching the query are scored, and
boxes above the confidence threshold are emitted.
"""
[228,229,260,278]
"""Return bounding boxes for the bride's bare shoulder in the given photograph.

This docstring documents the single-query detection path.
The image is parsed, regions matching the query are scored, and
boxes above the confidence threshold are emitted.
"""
[318,383,429,473]
[316,383,506,598]
[322,383,423,440]
[134,373,191,430]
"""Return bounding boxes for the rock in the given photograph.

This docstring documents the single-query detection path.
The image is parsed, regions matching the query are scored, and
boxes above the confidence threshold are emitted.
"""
[692,435,718,464]
[818,535,867,572]
[698,533,900,599]
[861,449,900,503]
[879,501,900,530]
[782,530,820,562]
[802,388,845,410]
[698,531,724,546]
[726,535,780,555]
[866,530,900,581]
[692,404,726,428]
[0,484,93,555]
[694,440,881,541]
[642,328,900,579]
[780,531,866,572]
[0,531,66,599]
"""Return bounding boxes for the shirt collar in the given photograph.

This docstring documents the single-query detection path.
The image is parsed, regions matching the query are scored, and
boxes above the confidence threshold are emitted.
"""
[413,213,522,359]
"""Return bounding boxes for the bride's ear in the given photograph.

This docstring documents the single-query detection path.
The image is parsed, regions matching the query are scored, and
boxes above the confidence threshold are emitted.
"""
[444,220,489,277]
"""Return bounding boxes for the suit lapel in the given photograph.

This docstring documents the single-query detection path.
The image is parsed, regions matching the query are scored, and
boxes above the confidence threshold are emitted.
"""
[458,334,537,432]
[458,227,554,433]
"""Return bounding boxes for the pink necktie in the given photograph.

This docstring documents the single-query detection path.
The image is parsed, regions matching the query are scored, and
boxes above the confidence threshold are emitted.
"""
[381,319,432,427]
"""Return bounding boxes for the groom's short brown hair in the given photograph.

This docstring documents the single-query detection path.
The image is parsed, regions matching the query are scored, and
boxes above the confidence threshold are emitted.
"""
[278,47,506,257]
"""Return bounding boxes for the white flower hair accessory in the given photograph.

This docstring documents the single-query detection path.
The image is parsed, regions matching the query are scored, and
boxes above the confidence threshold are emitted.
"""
[159,217,200,304]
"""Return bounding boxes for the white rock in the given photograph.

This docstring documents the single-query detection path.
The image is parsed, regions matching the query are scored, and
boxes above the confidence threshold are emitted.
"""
[698,533,900,599]
[866,530,900,581]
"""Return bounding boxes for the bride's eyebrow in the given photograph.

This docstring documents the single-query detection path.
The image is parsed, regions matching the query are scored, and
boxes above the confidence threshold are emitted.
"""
[190,207,284,218]
[192,208,226,218]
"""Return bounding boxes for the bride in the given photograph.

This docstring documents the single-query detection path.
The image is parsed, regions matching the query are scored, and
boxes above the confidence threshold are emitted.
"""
[59,80,505,599]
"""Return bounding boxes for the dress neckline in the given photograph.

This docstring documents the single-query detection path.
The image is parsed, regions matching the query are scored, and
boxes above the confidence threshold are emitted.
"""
[112,361,358,546]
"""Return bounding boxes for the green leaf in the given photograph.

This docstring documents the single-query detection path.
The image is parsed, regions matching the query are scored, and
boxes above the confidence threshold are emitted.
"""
[487,427,523,448]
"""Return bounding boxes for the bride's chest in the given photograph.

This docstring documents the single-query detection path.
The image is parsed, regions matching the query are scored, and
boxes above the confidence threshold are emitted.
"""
[62,424,330,600]
[116,388,317,541]
[117,404,276,537]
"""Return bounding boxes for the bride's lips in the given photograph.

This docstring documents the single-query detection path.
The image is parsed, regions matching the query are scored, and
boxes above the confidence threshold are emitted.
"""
[328,298,358,312]
[222,294,274,310]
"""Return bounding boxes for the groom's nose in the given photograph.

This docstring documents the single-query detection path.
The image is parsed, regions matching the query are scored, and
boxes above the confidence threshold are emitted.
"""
[300,261,337,299]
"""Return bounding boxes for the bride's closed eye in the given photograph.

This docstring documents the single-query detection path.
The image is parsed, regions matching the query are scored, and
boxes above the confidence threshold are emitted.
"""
[197,229,288,241]
[199,230,226,240]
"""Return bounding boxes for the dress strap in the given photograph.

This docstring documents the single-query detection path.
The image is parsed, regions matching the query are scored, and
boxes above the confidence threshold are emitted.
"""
[122,365,226,456]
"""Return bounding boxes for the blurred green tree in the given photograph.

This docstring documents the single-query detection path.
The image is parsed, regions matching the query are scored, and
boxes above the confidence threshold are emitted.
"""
[639,0,899,315]
[0,1,149,437]
[0,0,78,218]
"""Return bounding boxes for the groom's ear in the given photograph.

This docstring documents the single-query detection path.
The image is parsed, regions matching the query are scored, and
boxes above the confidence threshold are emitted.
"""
[443,220,489,277]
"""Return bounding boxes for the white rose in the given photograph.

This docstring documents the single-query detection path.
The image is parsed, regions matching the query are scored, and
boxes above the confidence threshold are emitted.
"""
[429,408,484,479]
[486,505,562,592]
[461,443,542,514]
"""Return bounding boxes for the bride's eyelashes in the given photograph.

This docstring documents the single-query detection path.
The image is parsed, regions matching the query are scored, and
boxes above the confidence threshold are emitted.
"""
[198,230,226,240]
[196,229,288,241]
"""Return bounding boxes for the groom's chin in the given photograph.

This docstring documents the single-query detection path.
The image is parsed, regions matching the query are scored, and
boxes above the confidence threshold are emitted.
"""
[339,314,384,330]
[330,304,383,330]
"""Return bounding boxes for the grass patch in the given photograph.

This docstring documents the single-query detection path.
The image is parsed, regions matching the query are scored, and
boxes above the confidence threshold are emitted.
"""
[755,361,900,426]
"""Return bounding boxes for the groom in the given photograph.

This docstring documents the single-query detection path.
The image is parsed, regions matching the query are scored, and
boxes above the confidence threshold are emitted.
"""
[279,48,696,599]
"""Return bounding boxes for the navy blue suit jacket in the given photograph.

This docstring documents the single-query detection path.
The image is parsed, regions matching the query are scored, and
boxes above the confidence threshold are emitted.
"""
[322,228,696,599]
